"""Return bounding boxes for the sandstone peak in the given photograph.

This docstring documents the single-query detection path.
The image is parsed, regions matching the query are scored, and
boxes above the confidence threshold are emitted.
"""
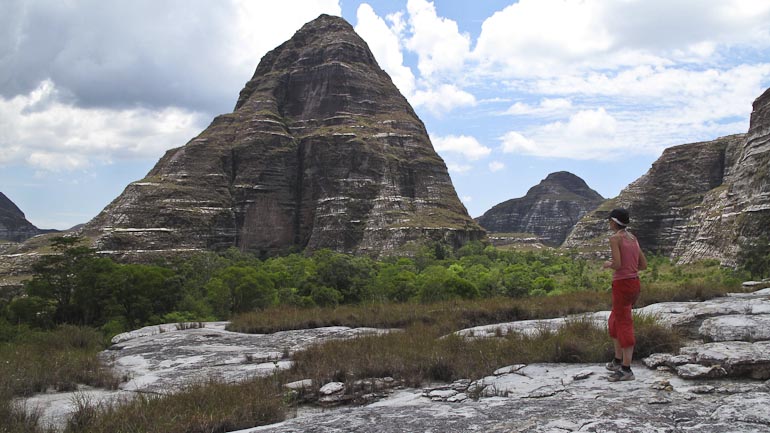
[0,192,46,243]
[476,171,603,246]
[84,15,483,257]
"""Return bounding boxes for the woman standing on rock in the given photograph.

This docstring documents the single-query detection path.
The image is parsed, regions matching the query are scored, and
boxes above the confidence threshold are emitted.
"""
[603,208,647,382]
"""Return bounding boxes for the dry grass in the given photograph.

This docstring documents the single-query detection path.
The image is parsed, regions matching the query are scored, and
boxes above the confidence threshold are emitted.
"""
[0,326,120,398]
[63,377,287,433]
[228,290,615,335]
[0,396,55,433]
[637,279,747,306]
[0,326,119,433]
[287,315,682,391]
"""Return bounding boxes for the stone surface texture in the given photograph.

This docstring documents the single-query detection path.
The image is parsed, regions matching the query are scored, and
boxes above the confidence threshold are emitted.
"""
[564,86,770,266]
[103,323,393,393]
[23,288,770,432]
[81,15,482,258]
[476,171,603,246]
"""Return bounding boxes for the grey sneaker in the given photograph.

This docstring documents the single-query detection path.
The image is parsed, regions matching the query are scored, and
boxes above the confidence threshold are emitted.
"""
[608,369,635,382]
[605,359,621,372]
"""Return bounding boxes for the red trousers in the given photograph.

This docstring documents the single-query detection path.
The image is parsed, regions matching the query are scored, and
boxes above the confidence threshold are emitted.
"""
[608,277,640,348]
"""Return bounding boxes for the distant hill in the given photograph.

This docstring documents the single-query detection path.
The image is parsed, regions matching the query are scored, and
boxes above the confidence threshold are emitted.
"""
[0,192,55,242]
[475,171,603,246]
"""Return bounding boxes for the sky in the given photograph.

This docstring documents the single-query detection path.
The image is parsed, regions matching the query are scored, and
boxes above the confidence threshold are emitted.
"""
[2,0,770,230]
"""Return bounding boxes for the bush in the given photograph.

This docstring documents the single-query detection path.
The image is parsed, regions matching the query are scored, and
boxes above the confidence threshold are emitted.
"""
[311,286,342,307]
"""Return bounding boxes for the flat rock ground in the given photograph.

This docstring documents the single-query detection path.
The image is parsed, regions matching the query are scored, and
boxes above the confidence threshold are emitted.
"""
[236,366,770,433]
[21,288,770,432]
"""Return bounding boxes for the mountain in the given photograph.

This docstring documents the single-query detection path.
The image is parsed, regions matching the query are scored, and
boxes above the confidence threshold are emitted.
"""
[564,86,770,265]
[0,192,49,242]
[475,171,603,246]
[82,14,483,257]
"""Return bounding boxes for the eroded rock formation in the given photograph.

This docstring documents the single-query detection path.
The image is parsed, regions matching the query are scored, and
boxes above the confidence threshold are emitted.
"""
[564,86,770,264]
[83,14,483,257]
[0,192,47,242]
[562,135,743,257]
[476,171,603,246]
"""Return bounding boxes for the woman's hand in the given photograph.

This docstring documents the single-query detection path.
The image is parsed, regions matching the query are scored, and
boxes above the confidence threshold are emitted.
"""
[603,260,613,269]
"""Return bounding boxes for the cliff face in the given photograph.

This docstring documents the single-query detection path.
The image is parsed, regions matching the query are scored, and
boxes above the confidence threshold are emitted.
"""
[564,87,770,265]
[476,171,603,246]
[84,14,483,257]
[0,192,45,242]
[676,88,770,265]
[563,135,743,257]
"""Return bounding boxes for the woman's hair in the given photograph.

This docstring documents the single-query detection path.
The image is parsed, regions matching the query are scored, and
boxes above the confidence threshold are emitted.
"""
[608,208,630,227]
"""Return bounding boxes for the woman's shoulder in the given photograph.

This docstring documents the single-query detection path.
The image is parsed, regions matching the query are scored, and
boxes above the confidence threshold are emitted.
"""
[610,230,637,242]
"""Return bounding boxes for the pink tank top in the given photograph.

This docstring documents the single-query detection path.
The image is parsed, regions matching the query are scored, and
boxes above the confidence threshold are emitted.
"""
[613,233,640,281]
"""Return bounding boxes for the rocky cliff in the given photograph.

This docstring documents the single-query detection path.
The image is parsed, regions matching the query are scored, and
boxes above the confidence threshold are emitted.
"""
[564,87,770,264]
[83,14,483,257]
[678,87,770,265]
[563,135,743,257]
[0,192,48,242]
[476,171,603,246]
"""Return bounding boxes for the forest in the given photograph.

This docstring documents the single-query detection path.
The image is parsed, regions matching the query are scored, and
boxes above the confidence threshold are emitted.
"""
[1,235,762,338]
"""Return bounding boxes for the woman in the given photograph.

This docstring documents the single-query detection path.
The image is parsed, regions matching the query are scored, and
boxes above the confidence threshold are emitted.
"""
[602,208,647,382]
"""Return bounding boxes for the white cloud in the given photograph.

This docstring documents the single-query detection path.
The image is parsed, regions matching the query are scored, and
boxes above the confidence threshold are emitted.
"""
[474,0,612,75]
[27,152,89,172]
[503,98,572,116]
[446,163,472,174]
[1,1,342,114]
[510,108,620,160]
[489,161,505,172]
[354,2,476,115]
[561,108,617,138]
[461,195,472,203]
[432,134,491,161]
[500,131,536,154]
[0,80,204,171]
[412,84,476,116]
[472,0,770,77]
[404,0,471,78]
[354,4,416,97]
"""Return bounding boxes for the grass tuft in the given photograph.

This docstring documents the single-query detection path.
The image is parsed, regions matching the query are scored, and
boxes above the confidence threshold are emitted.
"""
[63,377,287,433]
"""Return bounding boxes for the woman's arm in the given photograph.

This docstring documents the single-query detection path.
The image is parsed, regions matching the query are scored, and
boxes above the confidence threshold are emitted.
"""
[638,248,647,271]
[603,236,622,270]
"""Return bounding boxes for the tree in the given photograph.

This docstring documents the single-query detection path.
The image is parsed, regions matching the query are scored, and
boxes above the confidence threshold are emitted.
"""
[25,236,97,323]
[373,263,418,302]
[417,266,478,303]
[105,264,177,327]
[206,266,277,317]
[311,250,374,303]
[738,236,770,279]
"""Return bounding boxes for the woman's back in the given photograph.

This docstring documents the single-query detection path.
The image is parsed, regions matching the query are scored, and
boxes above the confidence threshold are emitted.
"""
[613,231,640,281]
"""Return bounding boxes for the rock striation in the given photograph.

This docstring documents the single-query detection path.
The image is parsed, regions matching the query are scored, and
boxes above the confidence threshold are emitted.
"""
[82,14,483,257]
[562,135,743,258]
[565,86,770,264]
[476,171,603,246]
[0,192,51,242]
